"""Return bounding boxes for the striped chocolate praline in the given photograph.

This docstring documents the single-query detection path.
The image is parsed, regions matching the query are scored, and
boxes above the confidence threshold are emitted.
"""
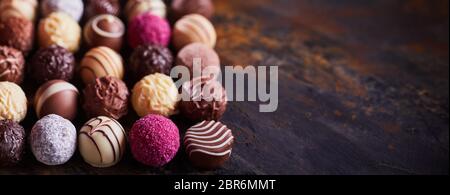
[173,14,216,51]
[34,80,79,120]
[80,46,124,85]
[184,120,234,170]
[79,116,126,168]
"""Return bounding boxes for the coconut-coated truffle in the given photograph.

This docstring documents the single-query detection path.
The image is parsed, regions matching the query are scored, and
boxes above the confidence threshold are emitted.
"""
[30,45,75,84]
[40,0,84,21]
[38,12,81,53]
[0,46,25,84]
[129,114,180,167]
[130,44,173,81]
[0,120,26,166]
[83,76,129,120]
[30,114,77,166]
[128,12,171,49]
[0,16,34,54]
[0,82,27,122]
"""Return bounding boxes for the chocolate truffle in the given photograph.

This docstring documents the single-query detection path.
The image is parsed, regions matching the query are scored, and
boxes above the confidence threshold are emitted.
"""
[128,12,171,48]
[184,120,234,170]
[80,46,124,85]
[129,114,180,167]
[171,0,214,21]
[30,114,77,166]
[40,0,84,22]
[34,80,79,120]
[132,73,179,117]
[84,14,125,52]
[0,46,25,84]
[83,76,129,120]
[84,0,121,20]
[173,14,216,50]
[180,77,227,121]
[30,45,75,84]
[79,116,126,168]
[125,0,167,21]
[130,44,173,81]
[176,43,220,78]
[0,120,25,166]
[38,12,81,53]
[0,82,27,122]
[0,0,38,21]
[0,16,34,54]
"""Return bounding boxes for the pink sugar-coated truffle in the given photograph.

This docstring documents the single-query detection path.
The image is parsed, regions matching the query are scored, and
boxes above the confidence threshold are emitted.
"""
[128,13,171,48]
[129,114,180,167]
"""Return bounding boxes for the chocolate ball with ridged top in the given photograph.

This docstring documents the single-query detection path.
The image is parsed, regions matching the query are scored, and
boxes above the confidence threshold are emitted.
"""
[130,44,173,81]
[30,45,75,85]
[0,46,25,84]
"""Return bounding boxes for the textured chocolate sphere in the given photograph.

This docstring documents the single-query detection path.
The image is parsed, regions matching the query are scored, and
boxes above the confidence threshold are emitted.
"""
[84,0,120,20]
[0,82,27,122]
[0,120,26,166]
[0,46,25,84]
[38,12,81,53]
[30,45,75,84]
[130,44,173,81]
[171,0,214,21]
[180,77,227,121]
[176,43,220,78]
[83,76,129,120]
[0,17,34,54]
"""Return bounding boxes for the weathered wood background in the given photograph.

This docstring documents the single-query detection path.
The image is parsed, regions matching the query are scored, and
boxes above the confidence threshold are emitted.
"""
[1,0,448,175]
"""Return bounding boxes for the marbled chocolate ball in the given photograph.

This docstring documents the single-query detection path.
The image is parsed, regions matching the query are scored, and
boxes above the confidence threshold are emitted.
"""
[84,0,120,20]
[40,0,84,21]
[30,45,75,84]
[38,12,81,53]
[84,14,125,52]
[0,16,34,54]
[34,80,79,120]
[83,76,129,120]
[130,44,173,81]
[0,120,26,166]
[0,46,25,84]
[80,46,124,85]
[170,0,214,21]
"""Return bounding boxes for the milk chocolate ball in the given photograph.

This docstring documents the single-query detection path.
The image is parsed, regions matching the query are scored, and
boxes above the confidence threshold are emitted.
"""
[30,45,75,84]
[0,16,34,54]
[171,0,214,21]
[84,0,120,20]
[84,14,125,51]
[0,46,25,84]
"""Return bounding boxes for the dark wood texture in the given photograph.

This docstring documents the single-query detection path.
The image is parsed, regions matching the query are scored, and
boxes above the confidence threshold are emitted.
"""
[1,0,448,175]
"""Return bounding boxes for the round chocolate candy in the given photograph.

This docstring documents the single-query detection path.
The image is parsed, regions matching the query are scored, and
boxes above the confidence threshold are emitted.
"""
[0,16,34,54]
[34,80,79,120]
[176,43,220,78]
[0,46,25,84]
[128,12,171,49]
[129,44,173,81]
[30,45,75,84]
[0,0,38,21]
[38,12,81,53]
[84,14,125,52]
[80,46,124,85]
[84,0,120,20]
[79,116,126,168]
[83,76,129,120]
[180,77,227,121]
[173,14,216,51]
[125,0,167,21]
[170,0,214,21]
[40,0,84,22]
[0,120,26,166]
[184,120,234,170]
[0,81,27,122]
[30,114,77,166]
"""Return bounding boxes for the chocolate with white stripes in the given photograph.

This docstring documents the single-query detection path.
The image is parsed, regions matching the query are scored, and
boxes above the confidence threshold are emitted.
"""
[184,120,234,170]
[79,116,126,168]
[34,80,79,120]
[80,46,124,85]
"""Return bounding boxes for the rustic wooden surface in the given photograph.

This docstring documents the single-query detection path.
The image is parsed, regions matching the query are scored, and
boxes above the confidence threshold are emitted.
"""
[1,0,448,175]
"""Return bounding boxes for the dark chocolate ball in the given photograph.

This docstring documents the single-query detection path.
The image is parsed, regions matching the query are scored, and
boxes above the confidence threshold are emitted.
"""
[0,46,25,84]
[84,0,121,20]
[170,0,214,21]
[30,45,75,84]
[83,76,130,120]
[0,120,26,166]
[130,44,173,81]
[180,77,227,121]
[0,17,34,54]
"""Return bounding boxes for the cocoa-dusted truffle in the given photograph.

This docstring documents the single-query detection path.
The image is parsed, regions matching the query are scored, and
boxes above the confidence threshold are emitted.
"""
[0,120,26,166]
[83,76,129,120]
[0,46,25,84]
[84,0,121,20]
[171,0,214,21]
[130,44,173,81]
[30,45,75,84]
[0,16,34,54]
[176,43,220,78]
[180,77,227,121]
[84,14,125,51]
